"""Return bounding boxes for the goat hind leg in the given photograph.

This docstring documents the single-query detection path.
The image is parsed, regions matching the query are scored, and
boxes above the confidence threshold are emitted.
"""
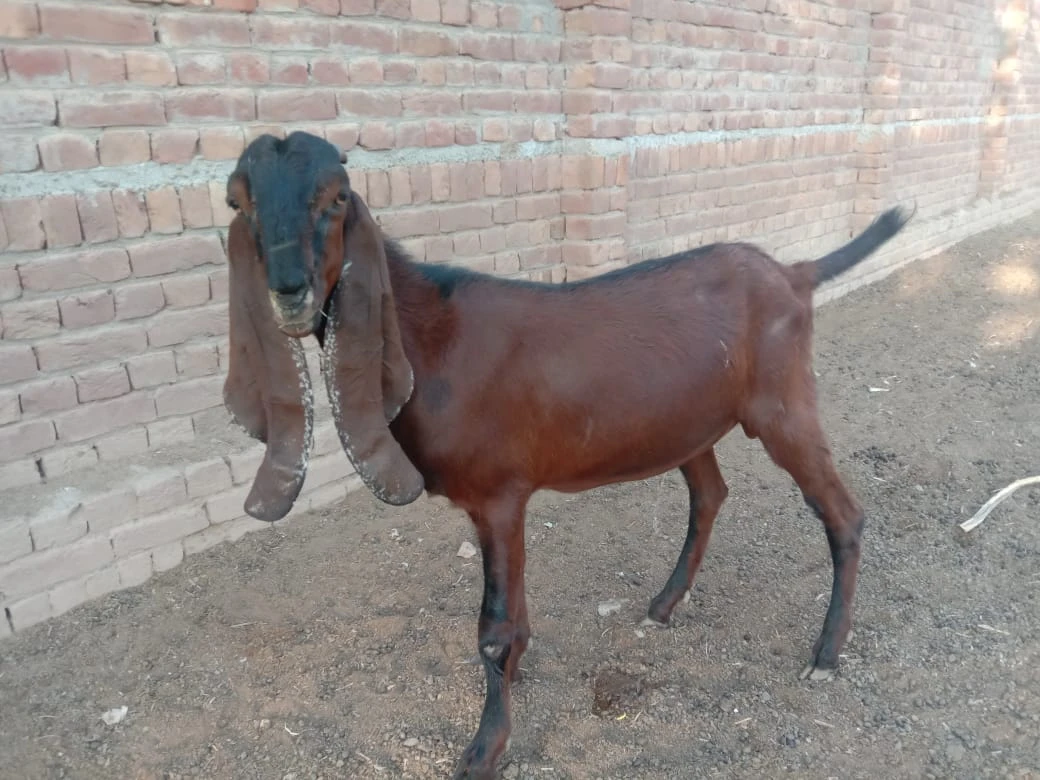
[453,494,529,780]
[645,450,728,627]
[758,409,863,681]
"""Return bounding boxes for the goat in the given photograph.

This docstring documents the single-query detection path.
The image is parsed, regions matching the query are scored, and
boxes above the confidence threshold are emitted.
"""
[222,130,912,779]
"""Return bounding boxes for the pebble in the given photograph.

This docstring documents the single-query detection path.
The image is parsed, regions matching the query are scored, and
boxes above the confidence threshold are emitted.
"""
[597,599,624,617]
[403,737,419,748]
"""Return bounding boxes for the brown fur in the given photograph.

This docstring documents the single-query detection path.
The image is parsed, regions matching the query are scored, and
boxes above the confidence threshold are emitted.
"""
[222,131,913,780]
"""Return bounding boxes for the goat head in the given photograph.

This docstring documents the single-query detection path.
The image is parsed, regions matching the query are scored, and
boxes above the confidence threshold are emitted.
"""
[222,131,423,522]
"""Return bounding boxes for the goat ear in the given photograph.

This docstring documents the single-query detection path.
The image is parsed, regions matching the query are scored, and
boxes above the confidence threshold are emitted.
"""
[224,214,314,522]
[321,193,424,506]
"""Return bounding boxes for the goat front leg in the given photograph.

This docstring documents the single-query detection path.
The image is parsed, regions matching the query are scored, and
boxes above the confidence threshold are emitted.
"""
[454,492,530,780]
[645,450,728,627]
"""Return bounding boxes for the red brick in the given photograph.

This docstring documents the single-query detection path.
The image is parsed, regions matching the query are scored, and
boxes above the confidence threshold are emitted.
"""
[209,182,234,228]
[0,132,39,173]
[68,48,125,85]
[175,343,219,378]
[1,298,60,339]
[178,185,213,229]
[227,52,269,84]
[115,281,165,321]
[59,91,164,128]
[147,416,194,448]
[59,289,115,329]
[404,90,462,116]
[38,133,96,172]
[129,234,223,278]
[258,90,337,121]
[117,552,153,588]
[40,194,83,248]
[395,121,425,148]
[0,266,20,302]
[442,0,469,25]
[95,427,149,461]
[0,519,32,565]
[19,377,76,416]
[144,188,182,236]
[0,458,40,490]
[482,117,508,142]
[165,88,255,122]
[54,392,155,443]
[154,375,222,416]
[36,324,146,373]
[199,127,244,160]
[449,162,483,202]
[215,0,259,8]
[98,129,150,166]
[0,1,40,38]
[385,60,417,83]
[70,488,136,535]
[348,57,383,85]
[0,389,19,426]
[311,55,349,85]
[208,267,229,303]
[375,0,409,18]
[366,171,390,208]
[456,121,479,145]
[325,123,360,153]
[459,31,512,60]
[38,442,98,477]
[162,273,211,308]
[18,247,129,292]
[438,203,493,232]
[0,90,56,127]
[4,46,68,84]
[151,129,199,164]
[112,505,207,558]
[425,119,454,147]
[267,54,306,84]
[411,0,440,21]
[302,0,338,12]
[0,344,38,385]
[0,535,114,603]
[76,192,119,244]
[185,457,233,499]
[125,50,176,86]
[40,3,152,43]
[252,16,330,47]
[176,52,225,85]
[359,121,394,150]
[157,12,250,46]
[127,350,176,388]
[337,89,402,116]
[401,27,457,57]
[74,365,129,403]
[112,190,150,238]
[146,305,227,348]
[0,418,55,459]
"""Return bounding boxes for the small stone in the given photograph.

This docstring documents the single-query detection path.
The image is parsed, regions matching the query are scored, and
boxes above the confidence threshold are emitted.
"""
[597,599,624,617]
[456,541,477,559]
[403,737,419,748]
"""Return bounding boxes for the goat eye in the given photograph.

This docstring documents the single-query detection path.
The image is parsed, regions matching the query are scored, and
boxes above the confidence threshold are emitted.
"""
[336,191,348,205]
[226,198,240,211]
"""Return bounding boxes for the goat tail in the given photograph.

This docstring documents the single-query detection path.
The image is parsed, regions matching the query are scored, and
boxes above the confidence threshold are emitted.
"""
[801,203,917,288]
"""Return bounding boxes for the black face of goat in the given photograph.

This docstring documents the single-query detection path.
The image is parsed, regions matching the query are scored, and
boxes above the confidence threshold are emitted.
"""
[225,131,352,338]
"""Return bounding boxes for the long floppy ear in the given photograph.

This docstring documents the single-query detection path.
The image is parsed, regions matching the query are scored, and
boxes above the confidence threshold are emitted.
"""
[224,214,314,522]
[321,193,424,506]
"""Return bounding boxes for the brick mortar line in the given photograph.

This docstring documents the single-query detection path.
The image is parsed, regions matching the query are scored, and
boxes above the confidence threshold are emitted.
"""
[6,111,1040,200]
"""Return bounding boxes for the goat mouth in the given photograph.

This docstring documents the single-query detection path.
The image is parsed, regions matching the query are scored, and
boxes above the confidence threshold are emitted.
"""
[270,290,320,337]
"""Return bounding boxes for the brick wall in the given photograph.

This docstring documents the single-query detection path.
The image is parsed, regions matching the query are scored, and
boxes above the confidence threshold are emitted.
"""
[1,0,1039,636]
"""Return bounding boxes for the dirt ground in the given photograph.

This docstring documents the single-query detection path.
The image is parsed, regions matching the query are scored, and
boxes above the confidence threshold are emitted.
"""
[2,212,1039,780]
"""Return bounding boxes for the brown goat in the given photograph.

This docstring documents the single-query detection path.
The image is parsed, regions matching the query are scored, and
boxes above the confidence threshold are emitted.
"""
[222,131,913,779]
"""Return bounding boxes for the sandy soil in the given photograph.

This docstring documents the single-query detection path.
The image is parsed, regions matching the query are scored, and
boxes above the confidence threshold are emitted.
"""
[1,212,1038,780]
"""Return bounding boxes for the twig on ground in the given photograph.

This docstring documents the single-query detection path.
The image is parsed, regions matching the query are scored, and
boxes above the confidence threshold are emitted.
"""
[960,476,1040,532]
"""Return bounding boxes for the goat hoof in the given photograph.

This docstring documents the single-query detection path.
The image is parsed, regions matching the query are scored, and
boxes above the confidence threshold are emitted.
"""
[799,663,835,682]
[640,616,669,629]
[452,743,500,780]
